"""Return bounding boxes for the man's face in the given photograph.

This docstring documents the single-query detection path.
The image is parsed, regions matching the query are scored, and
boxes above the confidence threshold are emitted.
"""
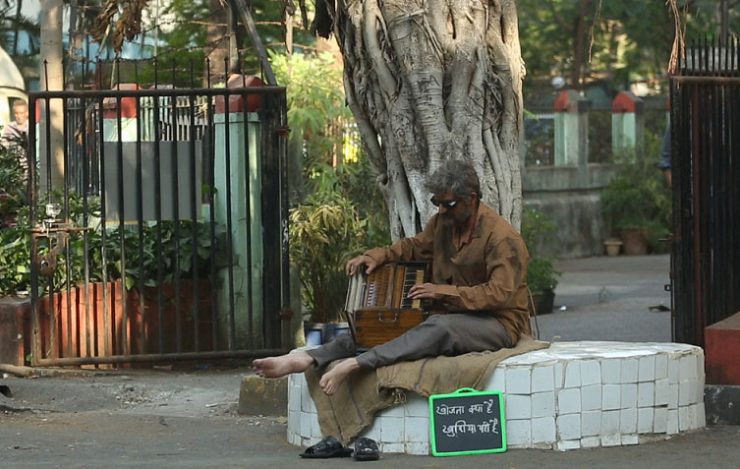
[432,191,475,227]
[13,105,28,126]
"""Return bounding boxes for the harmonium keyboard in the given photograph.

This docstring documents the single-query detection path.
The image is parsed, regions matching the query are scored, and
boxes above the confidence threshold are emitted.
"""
[344,261,429,349]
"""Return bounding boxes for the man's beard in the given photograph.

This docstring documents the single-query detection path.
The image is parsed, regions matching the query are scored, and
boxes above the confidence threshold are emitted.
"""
[440,208,471,228]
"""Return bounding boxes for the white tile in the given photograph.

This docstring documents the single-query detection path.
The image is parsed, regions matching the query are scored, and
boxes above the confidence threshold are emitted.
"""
[622,434,639,445]
[668,383,679,409]
[654,378,670,406]
[506,367,532,394]
[582,411,602,437]
[638,356,656,382]
[603,384,621,410]
[404,395,429,418]
[601,410,621,435]
[531,417,556,444]
[621,359,639,383]
[678,406,690,431]
[405,441,429,456]
[581,384,602,411]
[378,441,406,454]
[381,442,405,454]
[679,381,692,406]
[532,391,556,418]
[620,408,637,434]
[507,394,532,420]
[486,368,506,392]
[638,407,654,434]
[558,388,581,414]
[404,417,428,443]
[287,410,300,435]
[310,413,322,438]
[653,407,668,433]
[506,419,532,447]
[687,403,699,430]
[695,403,706,428]
[300,412,313,438]
[532,365,555,392]
[556,440,581,451]
[380,416,405,443]
[581,360,601,386]
[557,414,581,440]
[564,361,581,388]
[621,383,638,409]
[655,354,668,379]
[601,434,621,447]
[382,403,405,418]
[288,384,300,412]
[667,409,679,435]
[301,385,315,413]
[554,362,565,388]
[679,355,696,381]
[601,359,621,384]
[668,356,680,382]
[695,379,705,404]
[638,382,655,407]
[581,436,601,448]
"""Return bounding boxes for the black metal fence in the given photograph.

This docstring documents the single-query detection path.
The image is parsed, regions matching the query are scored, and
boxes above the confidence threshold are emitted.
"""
[27,63,291,366]
[670,37,740,345]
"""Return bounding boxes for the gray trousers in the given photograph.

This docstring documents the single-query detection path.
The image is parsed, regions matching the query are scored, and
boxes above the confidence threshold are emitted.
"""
[306,313,513,369]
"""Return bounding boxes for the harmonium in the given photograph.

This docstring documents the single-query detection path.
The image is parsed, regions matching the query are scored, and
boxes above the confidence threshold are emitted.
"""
[344,261,429,349]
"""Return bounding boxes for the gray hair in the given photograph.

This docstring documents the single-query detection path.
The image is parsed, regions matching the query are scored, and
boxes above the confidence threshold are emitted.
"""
[425,159,481,198]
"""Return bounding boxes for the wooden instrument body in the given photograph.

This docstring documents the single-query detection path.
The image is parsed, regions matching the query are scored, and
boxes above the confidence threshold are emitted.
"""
[344,262,429,349]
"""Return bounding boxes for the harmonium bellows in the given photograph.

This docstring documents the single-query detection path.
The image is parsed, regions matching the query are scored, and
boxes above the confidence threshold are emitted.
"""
[345,261,429,349]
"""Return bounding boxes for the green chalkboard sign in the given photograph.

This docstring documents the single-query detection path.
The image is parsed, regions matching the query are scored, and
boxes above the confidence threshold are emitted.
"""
[428,388,506,457]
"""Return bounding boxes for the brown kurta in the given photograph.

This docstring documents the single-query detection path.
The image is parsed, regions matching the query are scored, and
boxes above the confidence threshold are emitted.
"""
[363,202,531,343]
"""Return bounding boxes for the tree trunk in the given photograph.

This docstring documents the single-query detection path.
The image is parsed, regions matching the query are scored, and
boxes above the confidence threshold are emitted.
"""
[206,0,233,84]
[39,0,65,189]
[331,0,525,238]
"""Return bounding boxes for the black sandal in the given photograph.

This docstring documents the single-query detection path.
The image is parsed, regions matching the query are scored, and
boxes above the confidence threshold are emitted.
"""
[299,436,353,459]
[353,437,380,461]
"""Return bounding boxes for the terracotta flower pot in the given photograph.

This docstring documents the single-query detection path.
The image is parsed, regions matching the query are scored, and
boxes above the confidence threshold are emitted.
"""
[621,228,648,255]
[603,239,623,256]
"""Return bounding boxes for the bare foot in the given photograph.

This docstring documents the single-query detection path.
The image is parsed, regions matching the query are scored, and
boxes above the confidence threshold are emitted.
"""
[253,352,314,378]
[319,358,360,395]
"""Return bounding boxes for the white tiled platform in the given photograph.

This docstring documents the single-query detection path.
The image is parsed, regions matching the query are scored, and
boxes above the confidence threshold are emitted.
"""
[287,341,705,454]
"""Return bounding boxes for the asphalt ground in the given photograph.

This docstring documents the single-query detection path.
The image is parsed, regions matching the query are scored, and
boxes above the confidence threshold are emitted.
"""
[3,254,738,468]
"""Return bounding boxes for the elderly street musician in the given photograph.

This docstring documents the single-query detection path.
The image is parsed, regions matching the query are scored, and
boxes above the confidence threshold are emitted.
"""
[254,159,531,398]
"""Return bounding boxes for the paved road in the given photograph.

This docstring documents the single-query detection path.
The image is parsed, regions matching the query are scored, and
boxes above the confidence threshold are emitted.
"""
[2,254,737,468]
[537,255,672,343]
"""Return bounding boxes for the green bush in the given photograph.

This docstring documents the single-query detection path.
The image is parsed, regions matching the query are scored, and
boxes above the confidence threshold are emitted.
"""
[521,206,560,294]
[601,132,671,252]
[0,189,225,297]
[289,168,367,323]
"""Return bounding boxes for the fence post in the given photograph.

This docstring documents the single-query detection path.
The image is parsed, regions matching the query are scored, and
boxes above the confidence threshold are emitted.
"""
[611,91,644,154]
[553,89,589,167]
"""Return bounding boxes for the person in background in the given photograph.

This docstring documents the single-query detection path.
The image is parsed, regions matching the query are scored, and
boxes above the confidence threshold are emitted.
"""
[1,100,30,181]
[658,122,672,187]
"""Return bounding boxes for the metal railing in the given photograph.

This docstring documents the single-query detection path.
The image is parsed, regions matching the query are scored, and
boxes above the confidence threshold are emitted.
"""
[670,37,740,345]
[27,73,291,366]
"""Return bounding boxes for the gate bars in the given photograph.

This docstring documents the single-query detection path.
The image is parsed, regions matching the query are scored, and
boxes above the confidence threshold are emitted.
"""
[670,37,740,346]
[27,66,290,366]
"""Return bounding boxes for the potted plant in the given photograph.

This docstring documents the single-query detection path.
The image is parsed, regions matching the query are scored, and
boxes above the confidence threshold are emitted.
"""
[521,207,560,315]
[601,134,671,255]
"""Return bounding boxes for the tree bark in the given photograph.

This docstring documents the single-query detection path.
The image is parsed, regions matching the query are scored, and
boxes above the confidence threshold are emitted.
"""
[39,0,65,189]
[330,0,525,238]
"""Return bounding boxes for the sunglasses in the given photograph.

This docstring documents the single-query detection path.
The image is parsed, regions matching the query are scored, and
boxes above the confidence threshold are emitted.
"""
[430,196,459,209]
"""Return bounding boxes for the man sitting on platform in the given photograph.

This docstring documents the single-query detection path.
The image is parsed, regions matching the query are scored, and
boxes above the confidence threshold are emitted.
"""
[254,159,531,396]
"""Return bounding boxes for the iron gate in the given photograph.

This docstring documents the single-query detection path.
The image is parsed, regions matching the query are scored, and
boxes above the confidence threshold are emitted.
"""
[670,37,740,345]
[27,68,291,366]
